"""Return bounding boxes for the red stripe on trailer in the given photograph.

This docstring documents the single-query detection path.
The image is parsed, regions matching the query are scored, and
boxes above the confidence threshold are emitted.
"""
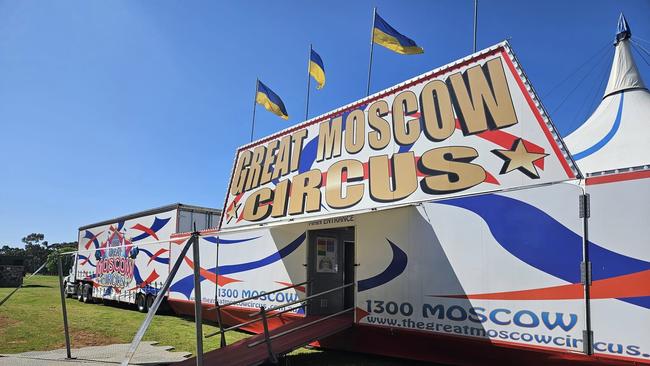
[586,169,650,185]
[320,324,642,366]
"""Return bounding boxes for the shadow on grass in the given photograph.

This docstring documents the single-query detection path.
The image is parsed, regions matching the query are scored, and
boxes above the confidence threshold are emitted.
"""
[283,349,440,365]
[21,284,52,288]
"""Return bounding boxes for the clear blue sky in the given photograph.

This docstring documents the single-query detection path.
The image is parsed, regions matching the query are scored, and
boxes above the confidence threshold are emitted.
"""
[1,0,649,247]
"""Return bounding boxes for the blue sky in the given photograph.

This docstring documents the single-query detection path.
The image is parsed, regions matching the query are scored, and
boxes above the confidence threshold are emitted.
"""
[1,0,649,246]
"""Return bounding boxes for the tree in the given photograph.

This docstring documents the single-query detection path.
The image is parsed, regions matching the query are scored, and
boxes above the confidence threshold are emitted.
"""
[21,233,51,273]
[45,243,77,274]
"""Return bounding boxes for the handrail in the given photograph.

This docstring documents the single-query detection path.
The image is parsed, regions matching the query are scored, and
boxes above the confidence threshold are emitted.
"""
[205,303,306,338]
[209,280,309,311]
[247,307,355,348]
[250,282,354,317]
[207,280,355,359]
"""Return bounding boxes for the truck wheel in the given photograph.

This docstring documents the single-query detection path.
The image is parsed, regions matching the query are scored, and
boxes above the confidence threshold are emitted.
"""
[136,294,147,313]
[82,284,93,303]
[77,284,84,302]
[146,294,155,312]
[64,281,71,298]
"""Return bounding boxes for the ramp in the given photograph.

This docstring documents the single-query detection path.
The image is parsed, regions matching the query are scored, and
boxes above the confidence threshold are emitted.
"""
[178,313,353,366]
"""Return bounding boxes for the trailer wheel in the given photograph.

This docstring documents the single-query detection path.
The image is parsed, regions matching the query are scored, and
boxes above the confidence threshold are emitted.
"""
[136,294,147,313]
[76,284,84,302]
[82,284,93,303]
[64,281,72,298]
[146,294,155,313]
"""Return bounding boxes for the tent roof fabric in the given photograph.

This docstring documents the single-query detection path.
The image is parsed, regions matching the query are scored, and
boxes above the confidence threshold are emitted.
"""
[564,16,649,176]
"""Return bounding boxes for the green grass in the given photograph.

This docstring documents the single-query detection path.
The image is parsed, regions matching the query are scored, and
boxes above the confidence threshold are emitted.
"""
[0,275,432,365]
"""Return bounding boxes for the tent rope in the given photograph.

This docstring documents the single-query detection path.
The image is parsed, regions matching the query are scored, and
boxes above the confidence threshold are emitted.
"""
[541,41,612,100]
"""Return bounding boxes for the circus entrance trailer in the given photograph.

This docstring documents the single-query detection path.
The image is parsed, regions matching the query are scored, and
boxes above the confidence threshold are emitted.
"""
[169,36,650,366]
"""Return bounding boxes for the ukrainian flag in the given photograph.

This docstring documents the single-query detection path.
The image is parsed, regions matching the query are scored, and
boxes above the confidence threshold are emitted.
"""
[256,81,289,120]
[309,49,326,89]
[373,12,424,55]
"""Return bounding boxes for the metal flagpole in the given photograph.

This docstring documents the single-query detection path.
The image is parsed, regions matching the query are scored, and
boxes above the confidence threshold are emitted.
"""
[305,44,312,121]
[366,7,377,96]
[473,0,478,52]
[250,78,259,142]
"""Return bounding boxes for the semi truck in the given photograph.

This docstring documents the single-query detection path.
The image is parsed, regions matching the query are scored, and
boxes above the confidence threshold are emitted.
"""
[65,203,221,312]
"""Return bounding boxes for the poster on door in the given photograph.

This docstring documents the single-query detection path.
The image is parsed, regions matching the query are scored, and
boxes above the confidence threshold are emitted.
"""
[317,237,337,273]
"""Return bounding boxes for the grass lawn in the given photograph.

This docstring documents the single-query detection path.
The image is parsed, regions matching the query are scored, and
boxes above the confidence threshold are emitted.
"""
[0,275,434,365]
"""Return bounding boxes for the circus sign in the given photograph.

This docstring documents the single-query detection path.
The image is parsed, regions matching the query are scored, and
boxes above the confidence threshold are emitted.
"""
[220,41,579,230]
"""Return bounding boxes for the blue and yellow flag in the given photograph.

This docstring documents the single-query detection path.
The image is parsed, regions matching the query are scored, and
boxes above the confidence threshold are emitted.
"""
[309,49,326,89]
[373,12,424,55]
[256,81,289,120]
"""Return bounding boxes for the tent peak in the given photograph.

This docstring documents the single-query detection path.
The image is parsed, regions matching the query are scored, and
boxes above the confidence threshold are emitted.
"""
[615,13,631,44]
[603,15,646,98]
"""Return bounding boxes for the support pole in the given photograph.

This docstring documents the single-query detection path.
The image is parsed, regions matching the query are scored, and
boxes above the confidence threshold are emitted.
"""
[473,0,478,53]
[581,193,594,355]
[260,306,277,364]
[366,7,377,97]
[57,254,72,359]
[214,236,227,348]
[192,231,204,366]
[305,44,312,121]
[121,237,194,366]
[250,79,259,143]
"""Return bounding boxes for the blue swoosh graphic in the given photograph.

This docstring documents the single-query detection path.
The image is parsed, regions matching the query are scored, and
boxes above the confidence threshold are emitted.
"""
[218,233,306,274]
[439,194,650,308]
[203,236,261,245]
[132,217,171,242]
[572,92,624,161]
[78,254,96,268]
[138,248,170,265]
[170,233,306,299]
[358,239,408,292]
[83,230,100,249]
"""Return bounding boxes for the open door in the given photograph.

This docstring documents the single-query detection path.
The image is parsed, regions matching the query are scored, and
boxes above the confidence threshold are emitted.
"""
[307,227,354,315]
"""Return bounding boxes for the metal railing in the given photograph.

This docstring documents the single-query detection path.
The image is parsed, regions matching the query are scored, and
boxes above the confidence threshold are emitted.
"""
[205,281,355,364]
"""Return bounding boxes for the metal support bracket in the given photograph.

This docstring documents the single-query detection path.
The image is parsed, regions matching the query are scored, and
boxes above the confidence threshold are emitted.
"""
[581,261,592,285]
[583,330,594,355]
[579,194,591,218]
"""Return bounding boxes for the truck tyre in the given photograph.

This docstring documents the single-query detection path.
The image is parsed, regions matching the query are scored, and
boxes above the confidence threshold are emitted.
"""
[146,294,155,313]
[64,281,71,298]
[77,284,84,302]
[82,284,93,303]
[136,293,147,313]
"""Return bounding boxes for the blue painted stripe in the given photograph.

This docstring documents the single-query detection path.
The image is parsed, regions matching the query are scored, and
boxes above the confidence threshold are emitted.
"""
[203,236,261,245]
[573,92,625,161]
[358,239,408,292]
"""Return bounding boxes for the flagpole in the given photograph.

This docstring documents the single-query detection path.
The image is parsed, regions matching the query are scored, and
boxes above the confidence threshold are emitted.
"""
[305,44,312,121]
[473,0,478,52]
[250,78,259,143]
[366,7,377,96]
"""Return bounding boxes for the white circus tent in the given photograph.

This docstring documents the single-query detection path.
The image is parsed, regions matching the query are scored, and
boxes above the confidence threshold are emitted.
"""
[564,14,650,175]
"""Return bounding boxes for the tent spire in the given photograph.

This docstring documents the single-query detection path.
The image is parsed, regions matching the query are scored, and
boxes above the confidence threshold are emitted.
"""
[603,13,646,98]
[615,13,631,44]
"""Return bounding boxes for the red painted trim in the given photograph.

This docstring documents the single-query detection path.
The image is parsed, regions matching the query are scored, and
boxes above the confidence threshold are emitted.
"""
[319,324,645,366]
[500,50,575,179]
[586,169,650,185]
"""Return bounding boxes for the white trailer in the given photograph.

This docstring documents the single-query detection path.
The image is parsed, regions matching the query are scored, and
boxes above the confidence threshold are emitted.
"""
[68,203,220,312]
[168,37,650,366]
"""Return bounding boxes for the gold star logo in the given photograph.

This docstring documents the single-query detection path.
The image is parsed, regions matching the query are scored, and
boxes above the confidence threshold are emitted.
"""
[492,139,548,179]
[225,202,241,224]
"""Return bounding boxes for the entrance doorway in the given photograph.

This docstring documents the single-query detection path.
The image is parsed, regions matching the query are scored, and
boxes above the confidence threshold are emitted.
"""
[307,227,355,315]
